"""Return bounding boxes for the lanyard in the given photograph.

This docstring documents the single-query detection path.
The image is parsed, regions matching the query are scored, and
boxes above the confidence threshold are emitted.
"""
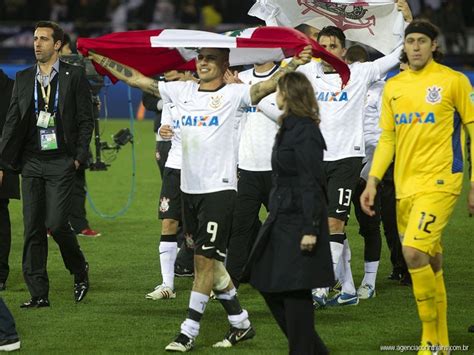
[34,74,59,115]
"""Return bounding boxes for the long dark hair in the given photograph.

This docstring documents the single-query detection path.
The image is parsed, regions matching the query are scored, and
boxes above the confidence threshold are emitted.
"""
[277,72,320,126]
[400,19,444,63]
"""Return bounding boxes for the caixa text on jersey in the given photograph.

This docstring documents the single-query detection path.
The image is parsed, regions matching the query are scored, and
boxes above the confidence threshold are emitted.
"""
[394,112,436,125]
[180,115,220,127]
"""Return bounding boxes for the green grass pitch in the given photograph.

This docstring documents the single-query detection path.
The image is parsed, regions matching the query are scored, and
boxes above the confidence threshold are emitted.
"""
[2,119,473,354]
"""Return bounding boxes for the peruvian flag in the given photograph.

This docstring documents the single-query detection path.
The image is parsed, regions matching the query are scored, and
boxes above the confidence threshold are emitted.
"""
[77,26,350,85]
[248,1,405,55]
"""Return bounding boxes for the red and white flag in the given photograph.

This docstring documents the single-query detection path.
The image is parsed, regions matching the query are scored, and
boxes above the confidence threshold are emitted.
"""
[248,0,405,54]
[77,27,350,85]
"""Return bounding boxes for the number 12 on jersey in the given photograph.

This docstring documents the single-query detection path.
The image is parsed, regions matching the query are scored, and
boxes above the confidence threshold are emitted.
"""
[418,212,437,234]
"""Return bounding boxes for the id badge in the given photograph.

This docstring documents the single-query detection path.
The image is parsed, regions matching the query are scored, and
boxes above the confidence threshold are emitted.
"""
[40,128,58,151]
[37,111,51,128]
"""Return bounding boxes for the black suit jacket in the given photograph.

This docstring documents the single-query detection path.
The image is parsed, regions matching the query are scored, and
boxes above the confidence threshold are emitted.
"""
[0,60,94,171]
[0,69,19,199]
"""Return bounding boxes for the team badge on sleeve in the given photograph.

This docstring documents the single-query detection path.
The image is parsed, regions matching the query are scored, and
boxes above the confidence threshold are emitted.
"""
[426,86,442,105]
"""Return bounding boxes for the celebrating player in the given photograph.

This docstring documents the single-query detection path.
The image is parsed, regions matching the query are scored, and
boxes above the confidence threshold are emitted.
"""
[89,45,312,352]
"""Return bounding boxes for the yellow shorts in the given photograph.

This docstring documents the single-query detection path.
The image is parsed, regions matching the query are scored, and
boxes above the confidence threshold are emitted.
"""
[396,192,458,257]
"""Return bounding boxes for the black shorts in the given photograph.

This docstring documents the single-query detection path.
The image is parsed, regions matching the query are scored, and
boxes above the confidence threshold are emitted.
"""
[155,141,171,176]
[323,157,362,221]
[158,167,181,221]
[182,190,236,262]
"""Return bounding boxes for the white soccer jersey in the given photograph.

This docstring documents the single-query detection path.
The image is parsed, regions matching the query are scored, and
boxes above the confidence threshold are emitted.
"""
[159,81,251,194]
[158,102,182,170]
[363,80,385,149]
[297,46,401,161]
[237,66,280,171]
[360,80,385,180]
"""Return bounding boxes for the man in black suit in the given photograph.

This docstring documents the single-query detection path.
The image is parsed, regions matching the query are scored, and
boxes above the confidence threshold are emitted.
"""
[0,21,93,307]
[0,69,20,292]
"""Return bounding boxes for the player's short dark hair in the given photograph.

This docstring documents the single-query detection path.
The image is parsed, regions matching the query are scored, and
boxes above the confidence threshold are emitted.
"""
[400,19,443,63]
[62,33,71,47]
[317,26,346,48]
[35,21,64,45]
[345,45,369,64]
[198,47,230,61]
[295,24,315,36]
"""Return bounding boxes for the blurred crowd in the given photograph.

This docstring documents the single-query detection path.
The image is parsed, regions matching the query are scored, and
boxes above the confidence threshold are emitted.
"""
[0,0,257,34]
[0,0,472,54]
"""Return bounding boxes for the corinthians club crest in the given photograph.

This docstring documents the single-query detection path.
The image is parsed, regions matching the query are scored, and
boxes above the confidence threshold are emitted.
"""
[426,86,442,105]
[297,0,376,34]
[159,197,170,213]
[209,95,224,109]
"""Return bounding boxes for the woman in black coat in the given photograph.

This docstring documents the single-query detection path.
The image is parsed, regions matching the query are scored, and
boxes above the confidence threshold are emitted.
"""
[248,72,334,354]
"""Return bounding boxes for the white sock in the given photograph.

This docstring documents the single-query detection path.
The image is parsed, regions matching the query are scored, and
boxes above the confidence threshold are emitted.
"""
[180,291,210,338]
[159,241,177,289]
[330,240,344,274]
[312,287,329,297]
[228,309,250,329]
[181,318,200,339]
[362,261,380,288]
[335,255,345,284]
[189,291,209,314]
[341,239,356,295]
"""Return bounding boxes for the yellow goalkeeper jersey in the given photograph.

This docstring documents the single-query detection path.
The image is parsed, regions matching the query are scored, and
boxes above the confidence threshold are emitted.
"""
[380,60,474,198]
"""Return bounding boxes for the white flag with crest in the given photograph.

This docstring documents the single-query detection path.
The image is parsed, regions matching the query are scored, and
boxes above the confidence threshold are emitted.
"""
[249,0,405,55]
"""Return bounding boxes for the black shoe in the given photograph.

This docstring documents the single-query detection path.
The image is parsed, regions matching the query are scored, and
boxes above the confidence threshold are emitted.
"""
[0,282,5,291]
[74,281,89,303]
[213,325,256,348]
[468,325,474,333]
[399,273,412,286]
[20,297,50,309]
[74,263,89,303]
[0,338,21,351]
[174,264,194,278]
[387,270,403,281]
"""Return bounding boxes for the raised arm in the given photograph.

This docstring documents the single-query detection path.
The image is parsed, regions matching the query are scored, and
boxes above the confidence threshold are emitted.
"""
[368,0,413,80]
[88,51,161,97]
[249,45,312,105]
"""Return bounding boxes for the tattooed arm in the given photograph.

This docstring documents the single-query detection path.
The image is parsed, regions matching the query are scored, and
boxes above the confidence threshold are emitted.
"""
[249,45,312,105]
[88,51,161,97]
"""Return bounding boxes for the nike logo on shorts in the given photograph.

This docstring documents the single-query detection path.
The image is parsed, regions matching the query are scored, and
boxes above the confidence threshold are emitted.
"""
[335,209,346,214]
[201,245,215,251]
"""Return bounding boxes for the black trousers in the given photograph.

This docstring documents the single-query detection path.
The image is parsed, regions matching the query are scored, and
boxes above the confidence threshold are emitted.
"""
[353,172,406,272]
[69,168,89,233]
[379,178,406,273]
[0,298,17,340]
[261,290,329,355]
[353,179,382,262]
[0,199,11,283]
[226,169,272,287]
[21,156,87,298]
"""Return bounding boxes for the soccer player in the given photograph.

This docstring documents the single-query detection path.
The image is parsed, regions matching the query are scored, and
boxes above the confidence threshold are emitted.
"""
[224,61,280,288]
[144,70,196,301]
[89,45,312,352]
[259,0,413,307]
[345,44,402,299]
[361,20,474,352]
